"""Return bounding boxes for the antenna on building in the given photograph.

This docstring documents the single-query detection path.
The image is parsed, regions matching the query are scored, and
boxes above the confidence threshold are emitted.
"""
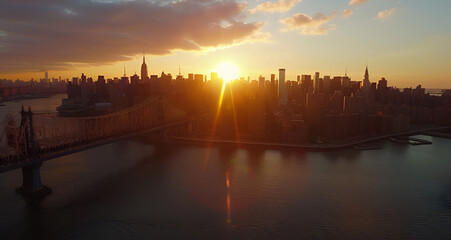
[123,64,126,77]
[179,65,181,76]
[345,66,348,77]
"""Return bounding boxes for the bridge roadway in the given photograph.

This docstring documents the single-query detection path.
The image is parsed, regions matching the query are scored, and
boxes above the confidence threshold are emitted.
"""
[0,118,194,174]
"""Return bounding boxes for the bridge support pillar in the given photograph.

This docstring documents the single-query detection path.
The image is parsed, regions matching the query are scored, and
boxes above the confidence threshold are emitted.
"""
[16,162,51,198]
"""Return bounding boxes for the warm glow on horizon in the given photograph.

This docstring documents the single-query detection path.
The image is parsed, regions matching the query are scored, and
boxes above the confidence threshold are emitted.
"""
[214,62,240,82]
[1,1,450,88]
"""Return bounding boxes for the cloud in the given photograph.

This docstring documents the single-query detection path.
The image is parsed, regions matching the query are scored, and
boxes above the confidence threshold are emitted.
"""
[343,9,353,18]
[250,0,302,14]
[0,0,266,73]
[280,11,337,35]
[349,0,370,6]
[375,8,396,21]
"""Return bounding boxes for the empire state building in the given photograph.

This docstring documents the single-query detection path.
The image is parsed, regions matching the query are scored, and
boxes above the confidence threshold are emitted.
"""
[141,55,149,82]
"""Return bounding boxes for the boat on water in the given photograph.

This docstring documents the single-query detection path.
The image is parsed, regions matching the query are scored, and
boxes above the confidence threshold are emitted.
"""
[390,136,432,145]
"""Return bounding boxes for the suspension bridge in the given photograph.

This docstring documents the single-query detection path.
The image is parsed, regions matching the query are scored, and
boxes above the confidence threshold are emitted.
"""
[0,97,199,197]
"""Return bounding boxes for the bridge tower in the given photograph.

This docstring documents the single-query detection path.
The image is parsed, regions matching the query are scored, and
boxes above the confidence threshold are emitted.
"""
[16,107,52,198]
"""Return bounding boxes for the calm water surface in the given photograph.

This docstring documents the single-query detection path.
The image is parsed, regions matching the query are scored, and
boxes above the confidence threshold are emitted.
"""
[0,96,451,239]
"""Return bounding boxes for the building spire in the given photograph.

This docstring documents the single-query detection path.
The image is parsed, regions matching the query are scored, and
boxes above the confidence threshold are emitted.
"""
[143,50,146,64]
[362,64,371,95]
[123,64,126,77]
[179,65,181,76]
[365,65,369,79]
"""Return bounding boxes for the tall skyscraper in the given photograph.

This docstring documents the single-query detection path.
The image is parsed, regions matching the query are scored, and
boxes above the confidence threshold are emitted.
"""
[377,77,387,90]
[81,73,87,85]
[301,75,312,92]
[314,72,320,93]
[44,71,49,84]
[141,55,149,82]
[331,77,342,93]
[278,69,287,105]
[362,66,371,95]
[259,75,265,88]
[342,76,350,88]
[324,75,331,94]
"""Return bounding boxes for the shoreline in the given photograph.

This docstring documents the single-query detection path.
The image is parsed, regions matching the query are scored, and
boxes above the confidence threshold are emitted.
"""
[0,93,63,104]
[170,126,451,151]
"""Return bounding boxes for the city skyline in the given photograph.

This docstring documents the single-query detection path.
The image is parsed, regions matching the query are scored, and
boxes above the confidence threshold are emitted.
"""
[1,1,451,239]
[1,0,450,88]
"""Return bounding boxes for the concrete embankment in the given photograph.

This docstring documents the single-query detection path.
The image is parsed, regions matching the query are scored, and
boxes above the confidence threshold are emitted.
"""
[170,126,451,151]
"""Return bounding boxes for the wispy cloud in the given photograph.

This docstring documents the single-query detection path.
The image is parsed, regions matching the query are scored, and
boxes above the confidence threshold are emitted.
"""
[250,0,302,14]
[349,0,370,6]
[0,0,265,73]
[343,9,353,18]
[280,11,338,35]
[375,8,396,21]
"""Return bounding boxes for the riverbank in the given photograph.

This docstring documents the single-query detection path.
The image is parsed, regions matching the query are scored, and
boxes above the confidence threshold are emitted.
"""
[170,126,451,151]
[0,93,60,104]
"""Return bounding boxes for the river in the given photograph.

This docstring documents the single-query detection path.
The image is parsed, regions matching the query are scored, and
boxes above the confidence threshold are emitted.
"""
[0,95,450,239]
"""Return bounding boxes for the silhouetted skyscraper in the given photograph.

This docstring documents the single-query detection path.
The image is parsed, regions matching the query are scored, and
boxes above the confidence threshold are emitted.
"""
[141,55,149,83]
[314,72,320,93]
[301,75,312,92]
[278,69,287,105]
[324,75,331,94]
[131,74,139,85]
[362,66,371,95]
[259,75,265,88]
[377,77,387,90]
[81,73,87,85]
[342,76,350,88]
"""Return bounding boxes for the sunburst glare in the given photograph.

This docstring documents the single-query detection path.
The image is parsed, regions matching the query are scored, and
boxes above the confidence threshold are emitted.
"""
[214,62,239,82]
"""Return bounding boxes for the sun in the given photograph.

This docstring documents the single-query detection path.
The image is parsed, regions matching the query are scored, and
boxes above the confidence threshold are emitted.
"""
[215,62,240,82]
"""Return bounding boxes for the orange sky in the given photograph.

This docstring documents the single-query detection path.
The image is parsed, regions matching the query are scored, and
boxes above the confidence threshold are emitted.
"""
[1,0,450,89]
